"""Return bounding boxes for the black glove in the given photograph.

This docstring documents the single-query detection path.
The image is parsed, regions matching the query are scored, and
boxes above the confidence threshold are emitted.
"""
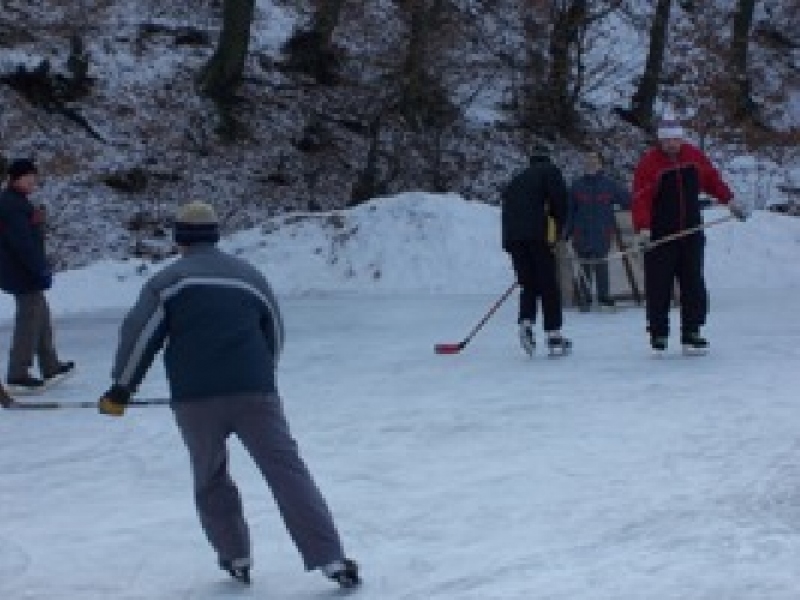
[37,270,52,290]
[98,384,131,417]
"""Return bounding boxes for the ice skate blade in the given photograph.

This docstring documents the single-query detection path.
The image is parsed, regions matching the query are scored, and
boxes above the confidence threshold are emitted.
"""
[7,369,74,396]
[548,348,571,358]
[681,345,708,357]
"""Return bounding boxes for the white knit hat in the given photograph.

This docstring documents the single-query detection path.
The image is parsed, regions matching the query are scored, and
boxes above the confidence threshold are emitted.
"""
[656,111,685,140]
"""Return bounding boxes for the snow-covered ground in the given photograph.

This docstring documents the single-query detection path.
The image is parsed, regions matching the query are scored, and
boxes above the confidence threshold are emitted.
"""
[1,194,800,599]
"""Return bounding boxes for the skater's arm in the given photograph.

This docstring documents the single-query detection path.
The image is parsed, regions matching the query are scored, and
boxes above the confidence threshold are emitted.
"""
[632,153,657,232]
[0,206,49,283]
[255,274,285,363]
[112,281,167,392]
[691,147,733,204]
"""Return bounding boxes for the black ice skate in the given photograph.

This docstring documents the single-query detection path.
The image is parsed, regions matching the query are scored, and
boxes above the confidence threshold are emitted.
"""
[43,360,75,382]
[546,333,572,357]
[519,320,535,356]
[325,558,361,589]
[219,558,251,585]
[598,298,616,312]
[6,373,46,394]
[681,331,709,356]
[650,335,668,355]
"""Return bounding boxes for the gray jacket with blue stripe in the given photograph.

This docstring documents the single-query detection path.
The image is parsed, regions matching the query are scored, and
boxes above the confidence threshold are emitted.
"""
[112,245,284,402]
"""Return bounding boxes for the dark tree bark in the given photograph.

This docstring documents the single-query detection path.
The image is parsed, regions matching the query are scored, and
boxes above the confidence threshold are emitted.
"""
[628,0,672,130]
[397,0,455,130]
[197,0,256,100]
[310,0,346,44]
[545,0,588,131]
[282,0,346,84]
[729,0,757,119]
[350,114,387,205]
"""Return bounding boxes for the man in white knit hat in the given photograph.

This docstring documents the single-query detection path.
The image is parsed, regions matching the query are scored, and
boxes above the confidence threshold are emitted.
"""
[631,112,748,355]
[98,201,360,590]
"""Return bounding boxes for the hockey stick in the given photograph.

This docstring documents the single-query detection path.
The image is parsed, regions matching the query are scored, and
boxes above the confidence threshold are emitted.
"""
[565,243,593,311]
[612,212,643,305]
[2,398,170,410]
[434,282,519,355]
[576,215,735,264]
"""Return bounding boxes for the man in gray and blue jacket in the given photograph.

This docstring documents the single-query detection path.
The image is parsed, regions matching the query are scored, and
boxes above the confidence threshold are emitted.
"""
[98,201,359,590]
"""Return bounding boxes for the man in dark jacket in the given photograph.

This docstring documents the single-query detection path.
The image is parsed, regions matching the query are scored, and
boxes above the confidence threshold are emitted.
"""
[0,159,73,391]
[501,145,571,357]
[567,151,630,310]
[632,114,747,354]
[97,201,360,590]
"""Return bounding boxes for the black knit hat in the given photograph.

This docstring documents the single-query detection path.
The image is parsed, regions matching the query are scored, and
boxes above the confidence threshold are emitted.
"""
[529,140,552,163]
[7,158,37,181]
[173,201,220,246]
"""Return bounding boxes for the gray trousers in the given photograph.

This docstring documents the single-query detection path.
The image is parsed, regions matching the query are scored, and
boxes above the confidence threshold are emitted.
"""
[8,292,60,379]
[577,251,611,303]
[172,393,345,570]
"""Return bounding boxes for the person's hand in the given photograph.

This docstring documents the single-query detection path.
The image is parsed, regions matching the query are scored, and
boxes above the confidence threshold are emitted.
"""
[635,229,651,253]
[98,384,131,417]
[729,199,749,222]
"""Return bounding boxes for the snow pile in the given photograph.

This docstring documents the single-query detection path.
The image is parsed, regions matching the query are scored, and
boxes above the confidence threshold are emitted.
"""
[225,192,511,295]
[0,192,797,320]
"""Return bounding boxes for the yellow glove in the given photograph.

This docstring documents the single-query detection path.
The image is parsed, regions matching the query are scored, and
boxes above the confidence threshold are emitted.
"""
[98,384,131,417]
[546,216,557,245]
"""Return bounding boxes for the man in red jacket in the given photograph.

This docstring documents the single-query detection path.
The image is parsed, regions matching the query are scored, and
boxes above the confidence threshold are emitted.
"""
[632,114,747,354]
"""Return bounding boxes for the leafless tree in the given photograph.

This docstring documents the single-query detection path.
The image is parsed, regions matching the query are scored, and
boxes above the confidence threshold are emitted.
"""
[517,0,620,135]
[729,0,758,120]
[197,0,256,100]
[393,0,458,131]
[282,0,347,84]
[627,0,672,130]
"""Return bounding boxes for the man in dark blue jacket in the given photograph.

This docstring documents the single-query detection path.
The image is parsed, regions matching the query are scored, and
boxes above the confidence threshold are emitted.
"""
[98,201,359,590]
[567,151,630,310]
[0,159,73,391]
[501,145,571,357]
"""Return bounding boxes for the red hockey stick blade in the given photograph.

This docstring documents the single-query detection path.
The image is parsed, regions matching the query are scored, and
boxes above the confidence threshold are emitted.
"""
[434,343,463,355]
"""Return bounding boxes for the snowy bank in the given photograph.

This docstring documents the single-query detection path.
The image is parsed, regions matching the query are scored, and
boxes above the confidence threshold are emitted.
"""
[0,192,798,320]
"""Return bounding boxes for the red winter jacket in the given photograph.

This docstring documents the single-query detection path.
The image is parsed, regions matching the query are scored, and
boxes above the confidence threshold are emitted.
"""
[632,142,732,238]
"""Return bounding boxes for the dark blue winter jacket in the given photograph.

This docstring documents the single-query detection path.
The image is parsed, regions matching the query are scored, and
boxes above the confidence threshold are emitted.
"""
[566,172,630,256]
[0,187,51,295]
[501,155,569,250]
[111,244,284,403]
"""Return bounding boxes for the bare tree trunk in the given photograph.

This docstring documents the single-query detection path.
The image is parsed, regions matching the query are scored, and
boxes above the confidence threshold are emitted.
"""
[629,0,672,130]
[398,0,451,129]
[545,0,588,132]
[311,0,346,44]
[197,0,256,99]
[282,0,346,84]
[350,114,386,205]
[730,0,757,119]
